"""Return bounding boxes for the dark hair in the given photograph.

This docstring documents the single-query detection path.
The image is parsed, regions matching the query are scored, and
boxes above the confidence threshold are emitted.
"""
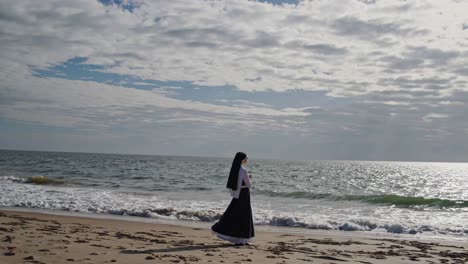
[226,152,247,190]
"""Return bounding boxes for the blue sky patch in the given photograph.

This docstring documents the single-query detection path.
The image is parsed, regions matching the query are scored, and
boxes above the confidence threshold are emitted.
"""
[98,0,139,12]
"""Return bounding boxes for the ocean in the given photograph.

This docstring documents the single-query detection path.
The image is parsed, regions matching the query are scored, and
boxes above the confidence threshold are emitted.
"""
[1,149,467,240]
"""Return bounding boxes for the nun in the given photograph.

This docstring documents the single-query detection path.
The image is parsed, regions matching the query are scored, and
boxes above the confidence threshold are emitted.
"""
[211,152,254,245]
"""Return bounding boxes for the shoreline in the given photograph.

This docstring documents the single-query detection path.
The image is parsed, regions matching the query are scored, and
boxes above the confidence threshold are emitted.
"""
[1,208,467,264]
[1,206,467,243]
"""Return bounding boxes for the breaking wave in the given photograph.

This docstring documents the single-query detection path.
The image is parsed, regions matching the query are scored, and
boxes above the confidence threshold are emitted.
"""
[255,189,468,208]
[1,181,467,239]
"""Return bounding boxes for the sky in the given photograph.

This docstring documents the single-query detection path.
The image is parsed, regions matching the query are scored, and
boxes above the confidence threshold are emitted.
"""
[1,0,468,161]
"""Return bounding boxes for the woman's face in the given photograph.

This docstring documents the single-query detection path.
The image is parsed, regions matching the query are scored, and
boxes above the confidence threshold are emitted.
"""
[242,157,249,165]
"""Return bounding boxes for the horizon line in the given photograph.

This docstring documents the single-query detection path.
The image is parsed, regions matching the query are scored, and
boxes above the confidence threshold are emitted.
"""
[1,148,467,164]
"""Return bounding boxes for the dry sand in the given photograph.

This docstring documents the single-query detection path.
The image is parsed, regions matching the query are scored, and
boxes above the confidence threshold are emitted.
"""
[1,209,467,264]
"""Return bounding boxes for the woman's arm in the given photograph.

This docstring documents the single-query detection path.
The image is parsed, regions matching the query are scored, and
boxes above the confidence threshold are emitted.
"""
[241,168,252,188]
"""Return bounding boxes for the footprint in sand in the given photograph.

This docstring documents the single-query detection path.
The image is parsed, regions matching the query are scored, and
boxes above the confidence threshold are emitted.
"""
[0,227,13,232]
[91,244,111,249]
[2,235,14,242]
[173,239,195,246]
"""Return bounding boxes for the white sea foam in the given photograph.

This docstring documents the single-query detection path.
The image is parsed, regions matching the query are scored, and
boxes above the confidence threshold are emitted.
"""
[0,176,28,183]
[1,181,467,240]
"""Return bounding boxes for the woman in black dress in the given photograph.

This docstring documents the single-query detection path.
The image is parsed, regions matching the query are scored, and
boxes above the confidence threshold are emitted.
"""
[211,152,254,245]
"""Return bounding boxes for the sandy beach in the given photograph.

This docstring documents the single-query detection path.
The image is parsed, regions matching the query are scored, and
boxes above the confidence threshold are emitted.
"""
[0,209,467,264]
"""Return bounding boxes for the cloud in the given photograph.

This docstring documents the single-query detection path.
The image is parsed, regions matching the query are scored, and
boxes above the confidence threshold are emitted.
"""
[406,46,460,66]
[423,113,449,123]
[357,0,377,4]
[2,0,468,160]
[455,68,468,76]
[3,0,467,95]
[377,76,452,90]
[257,0,301,5]
[0,70,314,139]
[285,41,347,55]
[330,16,429,40]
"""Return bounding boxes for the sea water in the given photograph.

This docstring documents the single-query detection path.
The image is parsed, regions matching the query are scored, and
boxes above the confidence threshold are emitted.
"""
[0,150,467,240]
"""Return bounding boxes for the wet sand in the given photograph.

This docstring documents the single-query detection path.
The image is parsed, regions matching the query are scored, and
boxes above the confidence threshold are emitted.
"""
[1,209,467,264]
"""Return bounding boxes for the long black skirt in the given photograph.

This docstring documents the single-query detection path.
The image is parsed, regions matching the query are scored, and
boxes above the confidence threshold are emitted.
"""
[211,188,255,240]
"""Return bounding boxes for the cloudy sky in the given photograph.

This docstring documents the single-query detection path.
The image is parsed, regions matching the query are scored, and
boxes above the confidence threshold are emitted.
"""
[1,0,468,161]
